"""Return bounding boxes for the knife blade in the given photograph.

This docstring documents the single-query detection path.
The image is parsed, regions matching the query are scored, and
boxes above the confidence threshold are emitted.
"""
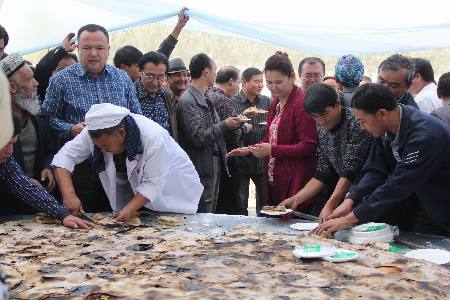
[79,213,96,224]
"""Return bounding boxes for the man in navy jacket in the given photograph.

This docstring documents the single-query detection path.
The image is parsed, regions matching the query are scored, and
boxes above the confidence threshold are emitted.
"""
[315,83,450,236]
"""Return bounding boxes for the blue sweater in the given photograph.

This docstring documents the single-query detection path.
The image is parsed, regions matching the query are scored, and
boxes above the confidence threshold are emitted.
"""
[0,157,69,220]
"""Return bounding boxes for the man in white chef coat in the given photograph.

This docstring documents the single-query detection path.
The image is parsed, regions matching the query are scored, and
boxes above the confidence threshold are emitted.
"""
[52,103,203,221]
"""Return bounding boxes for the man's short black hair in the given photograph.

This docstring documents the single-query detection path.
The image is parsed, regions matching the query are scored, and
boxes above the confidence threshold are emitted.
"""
[323,76,336,82]
[113,46,143,68]
[189,53,212,80]
[216,66,239,84]
[378,54,414,87]
[351,83,397,114]
[88,119,126,139]
[412,58,435,83]
[137,51,168,72]
[437,72,450,99]
[0,24,8,46]
[77,24,109,42]
[304,83,339,114]
[298,57,325,75]
[242,67,262,82]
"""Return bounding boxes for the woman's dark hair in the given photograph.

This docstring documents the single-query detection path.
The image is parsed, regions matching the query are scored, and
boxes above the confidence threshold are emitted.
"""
[304,83,339,114]
[264,51,294,77]
[351,83,397,114]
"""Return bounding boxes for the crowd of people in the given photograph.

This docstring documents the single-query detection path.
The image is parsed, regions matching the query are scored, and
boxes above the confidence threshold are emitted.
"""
[0,9,449,237]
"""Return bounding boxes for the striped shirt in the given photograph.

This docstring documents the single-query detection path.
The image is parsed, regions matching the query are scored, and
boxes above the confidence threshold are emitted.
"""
[42,63,142,138]
[0,157,70,220]
[135,81,171,134]
[232,90,271,174]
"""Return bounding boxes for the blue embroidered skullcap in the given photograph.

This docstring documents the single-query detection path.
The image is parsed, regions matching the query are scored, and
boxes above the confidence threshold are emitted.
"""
[335,54,364,86]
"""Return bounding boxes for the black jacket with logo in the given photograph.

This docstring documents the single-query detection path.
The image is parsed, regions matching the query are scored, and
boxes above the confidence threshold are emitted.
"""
[350,105,450,232]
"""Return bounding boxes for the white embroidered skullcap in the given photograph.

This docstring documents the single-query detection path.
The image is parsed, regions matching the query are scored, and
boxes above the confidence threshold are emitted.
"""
[85,103,130,131]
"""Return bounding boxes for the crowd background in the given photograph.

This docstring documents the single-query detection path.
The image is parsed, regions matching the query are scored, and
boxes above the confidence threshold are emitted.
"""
[22,22,450,84]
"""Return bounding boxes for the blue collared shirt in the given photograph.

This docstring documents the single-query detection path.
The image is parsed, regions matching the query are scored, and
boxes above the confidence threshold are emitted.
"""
[42,63,142,138]
[135,81,171,134]
[0,157,70,220]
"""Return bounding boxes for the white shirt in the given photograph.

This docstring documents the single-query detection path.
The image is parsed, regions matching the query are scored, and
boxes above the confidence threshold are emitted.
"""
[0,71,13,148]
[414,82,442,114]
[52,114,203,214]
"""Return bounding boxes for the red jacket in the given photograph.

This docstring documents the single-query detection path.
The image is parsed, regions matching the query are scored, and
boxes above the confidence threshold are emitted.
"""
[263,86,317,207]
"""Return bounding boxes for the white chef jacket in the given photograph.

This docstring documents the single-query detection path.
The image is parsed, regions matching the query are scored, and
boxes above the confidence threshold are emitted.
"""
[415,82,442,114]
[52,114,203,214]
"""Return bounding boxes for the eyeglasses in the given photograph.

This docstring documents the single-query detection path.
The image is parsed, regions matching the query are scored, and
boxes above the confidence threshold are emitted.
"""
[302,73,324,79]
[141,72,167,81]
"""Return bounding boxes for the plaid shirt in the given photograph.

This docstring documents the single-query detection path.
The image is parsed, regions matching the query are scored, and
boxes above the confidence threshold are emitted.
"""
[0,157,70,221]
[231,90,271,174]
[42,63,142,138]
[135,81,171,134]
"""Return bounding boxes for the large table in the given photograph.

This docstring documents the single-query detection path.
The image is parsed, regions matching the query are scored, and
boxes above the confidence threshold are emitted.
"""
[1,213,449,299]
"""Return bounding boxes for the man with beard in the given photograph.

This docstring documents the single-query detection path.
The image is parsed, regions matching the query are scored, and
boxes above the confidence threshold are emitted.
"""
[167,58,189,102]
[0,54,58,213]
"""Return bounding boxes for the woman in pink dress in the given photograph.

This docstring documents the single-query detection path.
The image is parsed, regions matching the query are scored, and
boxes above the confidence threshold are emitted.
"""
[228,52,317,210]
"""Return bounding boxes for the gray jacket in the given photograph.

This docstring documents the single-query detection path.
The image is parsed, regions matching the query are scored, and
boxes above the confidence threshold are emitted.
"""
[177,85,230,179]
[431,104,450,127]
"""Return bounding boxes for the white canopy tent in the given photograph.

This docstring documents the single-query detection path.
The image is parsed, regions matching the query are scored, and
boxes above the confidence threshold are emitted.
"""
[1,0,450,55]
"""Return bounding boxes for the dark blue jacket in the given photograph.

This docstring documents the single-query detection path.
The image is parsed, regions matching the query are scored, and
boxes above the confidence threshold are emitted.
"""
[350,105,450,232]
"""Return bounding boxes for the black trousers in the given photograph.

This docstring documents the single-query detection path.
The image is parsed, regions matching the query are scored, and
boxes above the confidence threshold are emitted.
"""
[71,159,111,213]
[235,171,264,216]
[197,156,221,213]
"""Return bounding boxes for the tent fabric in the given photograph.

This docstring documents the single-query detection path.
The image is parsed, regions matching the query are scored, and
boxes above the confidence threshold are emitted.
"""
[1,0,450,55]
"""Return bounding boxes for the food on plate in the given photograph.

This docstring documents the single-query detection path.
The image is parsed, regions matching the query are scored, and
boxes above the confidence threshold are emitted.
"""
[261,206,286,212]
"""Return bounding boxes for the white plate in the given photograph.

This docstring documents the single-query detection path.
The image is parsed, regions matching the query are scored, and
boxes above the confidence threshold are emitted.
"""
[323,249,359,262]
[404,249,450,265]
[290,222,318,231]
[293,245,337,259]
[258,122,267,126]
[260,208,293,216]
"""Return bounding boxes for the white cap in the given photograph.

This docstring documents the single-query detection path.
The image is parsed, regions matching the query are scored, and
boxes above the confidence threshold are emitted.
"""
[85,103,130,131]
[0,71,13,148]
